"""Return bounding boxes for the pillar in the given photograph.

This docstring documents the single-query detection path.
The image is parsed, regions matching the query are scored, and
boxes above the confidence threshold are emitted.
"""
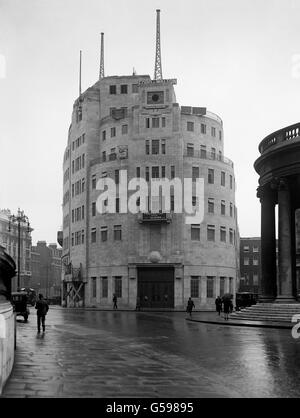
[258,185,277,302]
[276,179,295,302]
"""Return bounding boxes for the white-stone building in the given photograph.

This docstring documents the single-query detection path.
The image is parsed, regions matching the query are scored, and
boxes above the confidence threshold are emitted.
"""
[61,72,239,309]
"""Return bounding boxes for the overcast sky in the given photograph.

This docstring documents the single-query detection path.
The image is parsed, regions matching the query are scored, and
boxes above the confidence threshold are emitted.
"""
[1,0,300,245]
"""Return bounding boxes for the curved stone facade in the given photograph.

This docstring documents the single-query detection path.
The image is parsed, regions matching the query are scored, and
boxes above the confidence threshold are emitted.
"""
[62,75,238,309]
[254,122,300,302]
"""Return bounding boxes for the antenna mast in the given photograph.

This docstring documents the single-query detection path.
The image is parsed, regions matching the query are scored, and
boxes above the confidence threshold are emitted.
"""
[154,9,163,80]
[79,50,82,96]
[99,32,105,79]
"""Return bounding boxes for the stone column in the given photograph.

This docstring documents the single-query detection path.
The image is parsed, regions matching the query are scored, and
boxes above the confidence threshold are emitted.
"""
[276,179,295,302]
[258,185,277,302]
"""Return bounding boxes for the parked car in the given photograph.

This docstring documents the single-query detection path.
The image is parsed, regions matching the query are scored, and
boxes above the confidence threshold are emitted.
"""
[11,291,30,322]
[236,292,258,310]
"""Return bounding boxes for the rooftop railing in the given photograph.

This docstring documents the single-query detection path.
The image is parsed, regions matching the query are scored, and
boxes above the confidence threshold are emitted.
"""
[259,122,300,154]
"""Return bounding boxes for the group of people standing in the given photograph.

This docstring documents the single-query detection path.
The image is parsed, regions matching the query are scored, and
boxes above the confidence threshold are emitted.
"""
[215,296,233,320]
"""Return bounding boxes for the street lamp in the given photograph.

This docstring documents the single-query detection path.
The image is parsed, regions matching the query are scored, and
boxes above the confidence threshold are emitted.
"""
[8,208,30,291]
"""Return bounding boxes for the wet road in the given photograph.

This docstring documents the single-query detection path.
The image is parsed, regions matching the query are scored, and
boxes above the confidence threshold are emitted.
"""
[2,308,300,398]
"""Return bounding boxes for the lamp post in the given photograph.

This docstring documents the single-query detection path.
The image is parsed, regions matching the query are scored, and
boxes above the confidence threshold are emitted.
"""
[8,208,30,291]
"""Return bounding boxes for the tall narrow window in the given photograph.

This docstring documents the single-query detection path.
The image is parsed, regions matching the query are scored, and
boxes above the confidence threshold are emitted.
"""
[115,170,119,184]
[230,175,233,189]
[111,127,116,138]
[171,166,175,179]
[221,200,226,215]
[207,225,215,241]
[187,121,194,132]
[191,277,200,298]
[207,277,214,298]
[114,276,122,298]
[91,228,96,243]
[208,198,214,214]
[187,144,194,156]
[91,277,97,298]
[152,166,159,178]
[101,226,108,242]
[146,118,150,128]
[146,167,150,182]
[136,167,140,178]
[92,175,96,189]
[145,140,150,155]
[162,117,166,127]
[208,169,214,184]
[152,139,159,155]
[221,171,226,186]
[211,127,216,137]
[191,224,200,241]
[161,139,166,154]
[152,117,159,128]
[200,145,207,158]
[121,124,128,135]
[201,124,206,134]
[211,147,216,159]
[114,225,122,241]
[92,202,96,217]
[220,226,226,242]
[102,277,108,298]
[192,166,200,181]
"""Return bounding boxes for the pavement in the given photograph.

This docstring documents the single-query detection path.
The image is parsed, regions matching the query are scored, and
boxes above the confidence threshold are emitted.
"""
[1,307,300,398]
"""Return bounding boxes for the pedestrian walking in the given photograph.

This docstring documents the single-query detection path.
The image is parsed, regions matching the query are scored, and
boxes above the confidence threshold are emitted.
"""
[223,298,231,320]
[35,293,49,333]
[215,296,222,316]
[186,297,195,317]
[135,296,141,311]
[113,293,118,309]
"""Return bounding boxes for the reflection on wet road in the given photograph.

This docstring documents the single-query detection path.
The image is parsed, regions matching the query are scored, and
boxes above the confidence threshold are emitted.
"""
[2,308,300,398]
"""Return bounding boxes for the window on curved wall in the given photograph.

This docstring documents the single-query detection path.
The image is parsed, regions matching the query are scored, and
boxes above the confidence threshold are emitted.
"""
[211,148,216,160]
[221,200,226,215]
[187,144,194,156]
[220,226,226,242]
[207,277,215,298]
[201,124,206,134]
[200,145,206,159]
[211,127,216,137]
[208,198,214,214]
[187,121,194,132]
[207,225,215,241]
[221,171,225,186]
[208,169,214,184]
[191,224,200,241]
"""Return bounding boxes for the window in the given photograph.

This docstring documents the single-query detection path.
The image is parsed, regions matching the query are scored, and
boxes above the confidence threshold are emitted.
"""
[152,166,159,178]
[219,130,222,140]
[191,224,200,241]
[229,277,234,294]
[208,169,214,184]
[207,225,215,241]
[230,175,233,189]
[187,144,194,156]
[229,229,234,244]
[146,118,150,128]
[132,84,139,93]
[207,277,214,298]
[92,175,96,189]
[171,166,175,179]
[109,85,116,94]
[253,274,258,285]
[82,178,85,192]
[102,277,108,298]
[91,228,96,243]
[152,117,159,128]
[115,170,119,184]
[200,145,207,158]
[114,225,122,241]
[221,171,226,186]
[211,127,216,137]
[91,277,97,298]
[221,200,226,215]
[161,139,166,154]
[101,226,108,242]
[218,151,222,161]
[92,202,96,217]
[114,277,122,298]
[162,117,166,127]
[201,123,206,134]
[220,226,226,242]
[102,130,106,141]
[192,166,200,181]
[243,246,250,252]
[152,139,159,155]
[230,203,233,217]
[145,140,150,155]
[208,198,214,214]
[136,167,140,178]
[122,124,128,135]
[82,229,85,244]
[146,167,150,182]
[211,148,216,160]
[102,151,106,162]
[120,84,128,94]
[111,127,116,138]
[116,198,120,213]
[191,277,200,298]
[253,246,259,253]
[253,257,259,266]
[220,277,225,297]
[244,257,250,265]
[187,121,194,132]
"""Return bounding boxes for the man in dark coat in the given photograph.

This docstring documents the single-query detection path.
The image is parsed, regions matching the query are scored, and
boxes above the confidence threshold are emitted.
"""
[215,296,222,316]
[186,297,195,317]
[35,293,49,333]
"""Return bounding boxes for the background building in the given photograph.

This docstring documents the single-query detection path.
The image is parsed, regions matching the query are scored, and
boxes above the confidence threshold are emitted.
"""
[30,241,62,299]
[239,237,261,294]
[61,14,239,309]
[0,209,32,290]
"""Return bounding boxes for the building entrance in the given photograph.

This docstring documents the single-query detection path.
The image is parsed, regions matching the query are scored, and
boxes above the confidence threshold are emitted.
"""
[137,267,174,308]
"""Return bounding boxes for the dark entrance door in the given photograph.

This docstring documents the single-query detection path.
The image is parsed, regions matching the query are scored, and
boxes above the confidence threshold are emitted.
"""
[137,267,174,308]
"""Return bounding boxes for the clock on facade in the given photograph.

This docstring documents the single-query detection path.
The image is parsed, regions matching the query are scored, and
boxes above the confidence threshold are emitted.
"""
[147,91,164,105]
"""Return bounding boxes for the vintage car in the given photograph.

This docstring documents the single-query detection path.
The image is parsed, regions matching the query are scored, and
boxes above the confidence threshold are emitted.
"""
[11,291,30,322]
[236,292,258,310]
